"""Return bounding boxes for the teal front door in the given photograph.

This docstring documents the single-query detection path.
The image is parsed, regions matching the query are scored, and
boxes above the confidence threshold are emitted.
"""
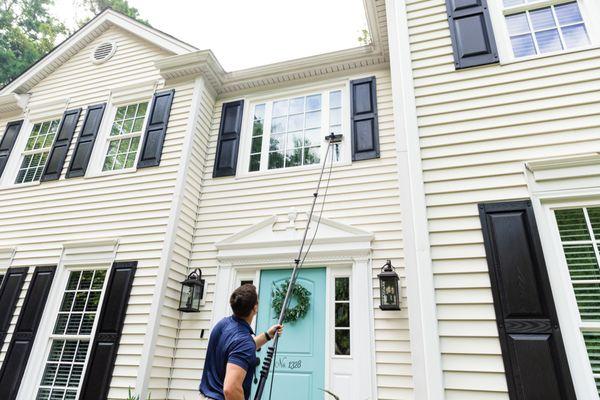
[253,268,326,400]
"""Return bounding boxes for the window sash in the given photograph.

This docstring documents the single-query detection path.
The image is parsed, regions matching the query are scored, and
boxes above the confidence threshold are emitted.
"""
[333,276,351,357]
[246,88,344,173]
[35,268,109,400]
[101,101,149,172]
[554,206,600,390]
[15,119,60,184]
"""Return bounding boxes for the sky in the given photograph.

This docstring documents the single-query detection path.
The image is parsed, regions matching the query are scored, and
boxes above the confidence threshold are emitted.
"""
[52,0,369,71]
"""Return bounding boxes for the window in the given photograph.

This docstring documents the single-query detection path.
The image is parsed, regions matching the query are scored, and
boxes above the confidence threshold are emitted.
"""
[102,102,148,171]
[246,88,345,173]
[15,119,60,184]
[503,0,590,58]
[554,206,600,393]
[334,277,350,356]
[36,269,107,400]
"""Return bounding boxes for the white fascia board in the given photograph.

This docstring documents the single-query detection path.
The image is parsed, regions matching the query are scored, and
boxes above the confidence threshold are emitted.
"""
[385,0,445,398]
[0,93,29,115]
[0,9,194,96]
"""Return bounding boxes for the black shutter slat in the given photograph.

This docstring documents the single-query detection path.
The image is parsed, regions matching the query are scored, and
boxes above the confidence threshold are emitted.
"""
[350,77,379,161]
[479,201,576,400]
[445,0,499,69]
[41,108,82,182]
[0,266,55,400]
[66,103,106,178]
[213,100,244,178]
[79,261,136,400]
[138,89,175,168]
[0,120,24,178]
[0,267,28,348]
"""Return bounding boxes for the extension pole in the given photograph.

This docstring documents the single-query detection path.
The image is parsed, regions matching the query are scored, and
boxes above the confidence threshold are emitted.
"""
[253,133,339,400]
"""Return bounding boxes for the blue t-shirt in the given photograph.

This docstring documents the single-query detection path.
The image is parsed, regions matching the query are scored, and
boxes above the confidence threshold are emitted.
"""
[200,316,257,400]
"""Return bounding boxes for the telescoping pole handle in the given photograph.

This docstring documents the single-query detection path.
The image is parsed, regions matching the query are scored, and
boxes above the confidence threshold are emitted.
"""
[253,134,339,400]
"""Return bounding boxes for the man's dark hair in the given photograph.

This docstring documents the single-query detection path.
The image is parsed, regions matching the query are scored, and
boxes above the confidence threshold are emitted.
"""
[230,284,258,318]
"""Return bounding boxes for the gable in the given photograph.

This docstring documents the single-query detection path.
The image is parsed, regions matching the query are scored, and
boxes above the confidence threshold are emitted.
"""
[27,26,170,104]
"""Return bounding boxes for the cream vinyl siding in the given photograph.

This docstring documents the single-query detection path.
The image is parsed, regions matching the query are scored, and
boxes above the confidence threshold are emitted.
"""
[0,26,196,399]
[406,0,600,398]
[167,69,413,400]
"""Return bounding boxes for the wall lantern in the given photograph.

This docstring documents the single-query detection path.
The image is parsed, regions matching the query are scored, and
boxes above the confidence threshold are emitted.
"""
[178,268,205,313]
[378,260,400,311]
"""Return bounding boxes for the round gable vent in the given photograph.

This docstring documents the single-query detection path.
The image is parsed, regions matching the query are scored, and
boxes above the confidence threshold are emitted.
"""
[91,41,117,64]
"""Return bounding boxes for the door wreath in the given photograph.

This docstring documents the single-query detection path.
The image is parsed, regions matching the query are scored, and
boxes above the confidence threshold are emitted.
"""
[271,279,311,324]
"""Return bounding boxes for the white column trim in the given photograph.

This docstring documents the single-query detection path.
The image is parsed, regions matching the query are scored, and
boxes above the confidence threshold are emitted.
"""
[385,0,445,398]
[135,76,207,397]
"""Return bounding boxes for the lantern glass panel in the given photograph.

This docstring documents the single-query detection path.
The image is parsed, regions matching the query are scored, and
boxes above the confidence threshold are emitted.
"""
[383,278,398,307]
[193,285,202,310]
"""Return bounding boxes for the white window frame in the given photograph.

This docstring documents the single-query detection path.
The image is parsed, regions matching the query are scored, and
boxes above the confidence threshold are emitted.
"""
[236,80,352,178]
[535,198,600,399]
[17,264,111,400]
[87,98,151,178]
[331,272,352,358]
[488,0,600,63]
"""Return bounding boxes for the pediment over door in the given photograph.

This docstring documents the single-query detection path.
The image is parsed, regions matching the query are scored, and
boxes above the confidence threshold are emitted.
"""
[215,211,374,264]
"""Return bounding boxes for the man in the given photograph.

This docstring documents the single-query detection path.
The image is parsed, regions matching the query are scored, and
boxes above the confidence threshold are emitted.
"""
[200,284,283,400]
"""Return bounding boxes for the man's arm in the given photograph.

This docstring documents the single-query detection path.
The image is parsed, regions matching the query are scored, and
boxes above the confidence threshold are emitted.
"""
[223,363,247,400]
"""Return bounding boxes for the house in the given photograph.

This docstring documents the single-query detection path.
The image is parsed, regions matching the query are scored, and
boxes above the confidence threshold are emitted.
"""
[0,2,410,400]
[2,0,599,399]
[386,0,600,399]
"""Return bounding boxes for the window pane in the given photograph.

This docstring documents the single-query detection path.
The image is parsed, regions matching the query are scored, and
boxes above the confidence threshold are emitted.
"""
[303,147,320,165]
[254,103,265,121]
[510,34,537,57]
[536,29,563,53]
[270,134,284,151]
[305,111,321,129]
[589,208,600,240]
[329,91,342,109]
[306,94,322,111]
[561,24,589,49]
[335,277,349,301]
[506,13,531,35]
[529,7,556,31]
[503,0,524,7]
[583,332,600,385]
[272,100,289,117]
[289,97,304,114]
[268,152,284,169]
[286,149,302,167]
[335,330,350,356]
[335,303,350,327]
[251,136,262,154]
[563,244,600,280]
[287,131,303,150]
[555,2,584,24]
[556,209,590,241]
[288,114,304,132]
[573,283,600,320]
[271,117,287,133]
[304,129,321,147]
[249,154,261,172]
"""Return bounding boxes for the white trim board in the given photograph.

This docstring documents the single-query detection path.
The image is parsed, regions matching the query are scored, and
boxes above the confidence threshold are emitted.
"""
[385,0,445,398]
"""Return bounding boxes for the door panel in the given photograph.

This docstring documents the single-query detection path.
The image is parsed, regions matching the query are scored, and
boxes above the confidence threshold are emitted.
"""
[253,268,326,400]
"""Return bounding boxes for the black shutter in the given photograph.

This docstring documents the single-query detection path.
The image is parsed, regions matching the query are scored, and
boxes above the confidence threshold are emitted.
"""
[66,103,106,178]
[0,266,55,400]
[479,201,576,400]
[213,100,244,178]
[0,267,28,348]
[445,0,498,69]
[350,77,379,161]
[0,120,24,178]
[138,89,175,168]
[79,261,136,400]
[41,108,82,181]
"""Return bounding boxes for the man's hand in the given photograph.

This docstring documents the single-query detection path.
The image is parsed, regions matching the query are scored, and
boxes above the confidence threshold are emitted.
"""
[254,324,284,349]
[268,324,284,338]
[223,363,246,400]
